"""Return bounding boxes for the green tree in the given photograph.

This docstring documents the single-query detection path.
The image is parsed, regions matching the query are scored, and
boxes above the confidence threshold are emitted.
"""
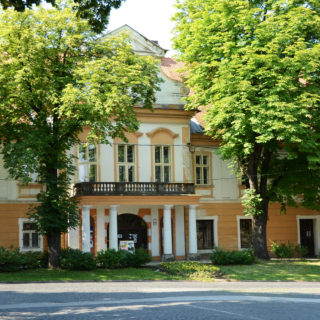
[173,0,320,259]
[0,0,125,33]
[0,4,160,267]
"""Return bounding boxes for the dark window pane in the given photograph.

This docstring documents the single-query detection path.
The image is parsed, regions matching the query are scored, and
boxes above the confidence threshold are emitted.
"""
[88,145,96,162]
[163,147,169,163]
[89,165,96,182]
[118,145,125,162]
[196,167,201,184]
[119,166,125,182]
[203,167,208,184]
[164,166,170,182]
[240,219,252,248]
[196,155,201,164]
[203,155,208,165]
[128,166,134,182]
[155,147,161,163]
[127,146,134,163]
[23,233,30,248]
[23,223,36,231]
[32,233,39,248]
[79,145,87,162]
[155,166,161,182]
[197,220,214,249]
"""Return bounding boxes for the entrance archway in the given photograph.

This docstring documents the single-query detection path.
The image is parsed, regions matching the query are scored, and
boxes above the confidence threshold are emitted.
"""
[114,214,148,250]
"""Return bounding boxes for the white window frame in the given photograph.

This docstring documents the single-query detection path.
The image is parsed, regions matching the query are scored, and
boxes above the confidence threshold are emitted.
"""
[296,215,320,257]
[154,145,171,182]
[194,153,210,185]
[196,216,218,253]
[237,216,253,250]
[78,144,97,182]
[18,218,43,252]
[117,144,136,182]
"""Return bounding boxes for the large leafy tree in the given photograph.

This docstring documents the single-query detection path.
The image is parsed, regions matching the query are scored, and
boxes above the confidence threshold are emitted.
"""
[173,0,320,258]
[0,0,125,32]
[0,4,160,267]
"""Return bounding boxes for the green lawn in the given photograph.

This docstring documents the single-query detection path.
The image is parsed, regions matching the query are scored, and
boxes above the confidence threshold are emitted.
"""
[0,268,183,282]
[0,260,319,282]
[220,260,320,281]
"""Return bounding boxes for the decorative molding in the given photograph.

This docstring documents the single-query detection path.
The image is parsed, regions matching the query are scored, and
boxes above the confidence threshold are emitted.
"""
[146,127,179,139]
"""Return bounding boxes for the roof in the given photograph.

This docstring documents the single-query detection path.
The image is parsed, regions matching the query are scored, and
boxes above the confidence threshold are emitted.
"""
[160,57,185,82]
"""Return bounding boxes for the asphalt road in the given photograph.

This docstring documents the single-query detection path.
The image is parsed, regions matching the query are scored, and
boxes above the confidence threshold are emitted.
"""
[0,281,320,319]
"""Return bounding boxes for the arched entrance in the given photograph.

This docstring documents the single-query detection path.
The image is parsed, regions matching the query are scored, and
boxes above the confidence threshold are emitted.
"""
[108,214,148,250]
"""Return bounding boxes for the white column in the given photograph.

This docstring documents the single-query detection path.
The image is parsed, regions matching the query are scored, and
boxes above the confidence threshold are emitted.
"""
[81,205,91,253]
[97,207,107,251]
[188,205,198,254]
[109,205,119,251]
[163,205,173,255]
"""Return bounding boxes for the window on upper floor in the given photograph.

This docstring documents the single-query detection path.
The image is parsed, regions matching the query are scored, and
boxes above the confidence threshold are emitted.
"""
[154,145,171,182]
[78,144,97,182]
[238,217,253,249]
[19,219,43,251]
[195,153,210,185]
[117,144,136,182]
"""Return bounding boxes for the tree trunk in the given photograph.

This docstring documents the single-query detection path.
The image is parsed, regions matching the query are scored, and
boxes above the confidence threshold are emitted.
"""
[252,206,269,259]
[47,231,61,269]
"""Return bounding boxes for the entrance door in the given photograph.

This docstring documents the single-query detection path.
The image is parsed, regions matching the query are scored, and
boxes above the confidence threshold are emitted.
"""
[117,214,148,250]
[299,219,315,257]
[90,216,95,254]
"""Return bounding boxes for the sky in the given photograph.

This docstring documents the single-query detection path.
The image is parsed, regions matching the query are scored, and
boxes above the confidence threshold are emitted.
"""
[107,0,177,56]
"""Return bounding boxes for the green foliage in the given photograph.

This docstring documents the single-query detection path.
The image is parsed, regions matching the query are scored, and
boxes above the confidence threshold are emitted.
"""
[242,189,263,217]
[96,249,129,268]
[270,241,295,258]
[173,0,320,258]
[0,0,125,33]
[0,247,22,272]
[159,261,221,280]
[271,241,309,258]
[60,248,96,270]
[96,248,151,269]
[295,244,309,258]
[210,247,255,265]
[126,248,152,268]
[0,5,160,267]
[0,247,48,272]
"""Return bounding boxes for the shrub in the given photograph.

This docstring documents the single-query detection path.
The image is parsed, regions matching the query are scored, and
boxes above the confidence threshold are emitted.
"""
[0,246,22,272]
[210,247,255,265]
[127,248,151,267]
[96,249,129,269]
[270,241,295,259]
[60,248,96,270]
[295,245,309,258]
[20,251,42,269]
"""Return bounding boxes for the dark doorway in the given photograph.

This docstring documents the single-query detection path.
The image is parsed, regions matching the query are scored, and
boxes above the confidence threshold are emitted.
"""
[90,216,95,254]
[116,214,148,250]
[299,219,315,257]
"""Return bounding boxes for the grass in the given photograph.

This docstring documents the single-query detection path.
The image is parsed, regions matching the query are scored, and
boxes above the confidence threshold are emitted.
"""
[0,267,184,282]
[0,260,319,282]
[220,259,320,281]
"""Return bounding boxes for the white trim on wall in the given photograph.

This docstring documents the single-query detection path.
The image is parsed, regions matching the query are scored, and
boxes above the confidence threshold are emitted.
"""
[18,218,43,252]
[196,215,218,253]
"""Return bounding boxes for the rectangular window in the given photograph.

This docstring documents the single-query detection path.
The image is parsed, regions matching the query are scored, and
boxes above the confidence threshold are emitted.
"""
[195,154,210,185]
[240,218,253,249]
[78,144,97,182]
[19,220,42,251]
[197,220,214,249]
[117,144,136,182]
[154,146,171,182]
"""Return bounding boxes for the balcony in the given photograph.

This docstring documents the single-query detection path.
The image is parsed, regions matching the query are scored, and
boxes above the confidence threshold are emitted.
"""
[74,182,195,197]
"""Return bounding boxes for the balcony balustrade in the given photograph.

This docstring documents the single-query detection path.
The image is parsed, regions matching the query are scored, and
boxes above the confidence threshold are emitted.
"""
[74,182,195,196]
